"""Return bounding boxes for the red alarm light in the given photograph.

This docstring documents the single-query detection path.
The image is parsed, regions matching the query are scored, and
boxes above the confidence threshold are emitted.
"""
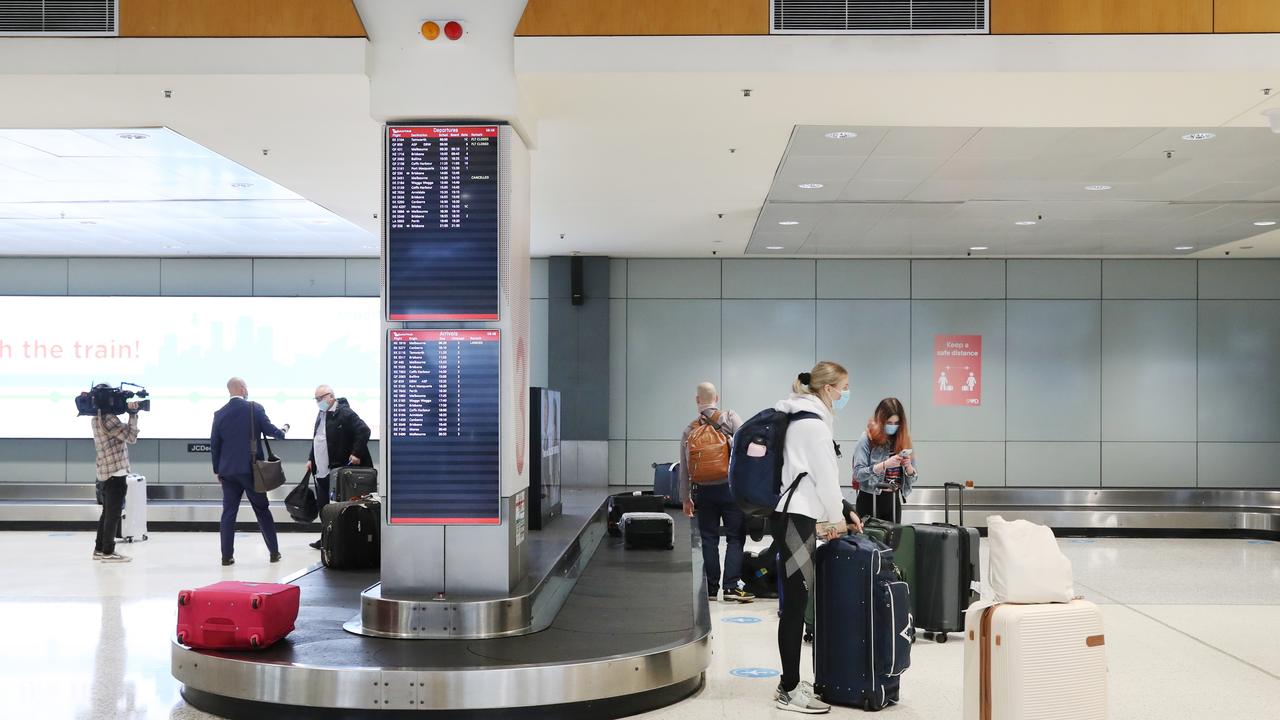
[444,20,463,41]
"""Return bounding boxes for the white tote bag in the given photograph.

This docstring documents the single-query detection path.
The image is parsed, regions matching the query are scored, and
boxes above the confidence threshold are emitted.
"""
[987,515,1075,604]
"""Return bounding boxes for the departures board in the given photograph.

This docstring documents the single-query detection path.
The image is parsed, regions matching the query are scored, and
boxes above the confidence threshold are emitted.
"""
[384,125,501,321]
[387,329,501,525]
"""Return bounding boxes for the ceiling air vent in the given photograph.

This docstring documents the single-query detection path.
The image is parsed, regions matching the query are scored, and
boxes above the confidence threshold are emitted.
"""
[0,0,118,36]
[772,0,988,34]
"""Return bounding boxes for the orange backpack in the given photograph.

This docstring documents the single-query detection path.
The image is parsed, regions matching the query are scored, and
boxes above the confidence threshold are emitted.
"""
[687,412,732,484]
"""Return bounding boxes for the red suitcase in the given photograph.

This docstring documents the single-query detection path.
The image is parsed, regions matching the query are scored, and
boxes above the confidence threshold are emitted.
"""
[176,581,300,650]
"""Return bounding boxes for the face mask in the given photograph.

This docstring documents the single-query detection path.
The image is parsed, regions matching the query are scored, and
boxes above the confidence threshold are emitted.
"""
[832,389,850,411]
[884,424,899,436]
[317,399,330,412]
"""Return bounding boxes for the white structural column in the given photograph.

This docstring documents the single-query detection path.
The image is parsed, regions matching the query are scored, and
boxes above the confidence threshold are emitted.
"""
[358,0,534,597]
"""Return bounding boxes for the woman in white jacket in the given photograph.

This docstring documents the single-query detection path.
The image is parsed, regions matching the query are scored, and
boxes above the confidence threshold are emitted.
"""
[772,361,863,714]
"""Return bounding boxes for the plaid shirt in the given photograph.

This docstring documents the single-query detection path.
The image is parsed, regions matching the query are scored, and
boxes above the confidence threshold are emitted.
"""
[91,413,139,481]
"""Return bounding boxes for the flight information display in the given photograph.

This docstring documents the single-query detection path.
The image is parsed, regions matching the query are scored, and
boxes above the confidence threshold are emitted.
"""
[385,125,501,321]
[387,329,501,525]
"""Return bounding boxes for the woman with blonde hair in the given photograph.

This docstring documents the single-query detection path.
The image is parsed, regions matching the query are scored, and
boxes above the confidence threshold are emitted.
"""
[772,361,862,714]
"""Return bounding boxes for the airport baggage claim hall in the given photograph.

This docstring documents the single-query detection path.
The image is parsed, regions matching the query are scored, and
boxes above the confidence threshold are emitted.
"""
[1,2,1279,719]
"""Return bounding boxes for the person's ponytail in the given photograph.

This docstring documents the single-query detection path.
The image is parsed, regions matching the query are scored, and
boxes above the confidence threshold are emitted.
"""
[792,361,849,407]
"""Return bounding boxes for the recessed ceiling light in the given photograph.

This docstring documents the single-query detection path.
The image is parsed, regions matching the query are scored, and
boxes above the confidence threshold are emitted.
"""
[766,246,785,250]
[970,246,989,251]
[1240,246,1255,250]
[78,220,96,225]
[1174,246,1195,251]
[1085,185,1112,191]
[231,182,254,188]
[116,132,149,140]
[1181,132,1215,141]
[778,221,800,226]
[797,183,824,189]
[1254,220,1277,226]
[824,131,857,140]
[1015,220,1038,226]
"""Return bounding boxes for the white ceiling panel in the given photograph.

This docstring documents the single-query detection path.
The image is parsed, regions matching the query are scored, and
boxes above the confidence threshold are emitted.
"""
[787,126,890,157]
[873,127,978,157]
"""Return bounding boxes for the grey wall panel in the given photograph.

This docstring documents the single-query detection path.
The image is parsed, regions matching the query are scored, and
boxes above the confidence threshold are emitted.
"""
[609,258,627,299]
[1197,443,1280,487]
[911,260,1005,299]
[67,438,158,485]
[1007,260,1100,299]
[910,301,1005,441]
[608,439,627,485]
[608,299,626,439]
[723,259,815,299]
[722,300,817,423]
[1199,260,1280,300]
[627,259,720,299]
[577,441,609,486]
[1198,301,1280,442]
[559,442,579,487]
[160,259,253,296]
[1102,260,1196,300]
[1102,443,1197,487]
[1006,442,1100,487]
[69,258,160,296]
[817,300,911,424]
[909,442,1005,488]
[158,440,220,484]
[1007,301,1101,441]
[626,300,721,440]
[1102,301,1197,441]
[0,258,67,295]
[344,259,379,297]
[0,439,65,482]
[530,258,549,299]
[252,259,346,296]
[529,298,549,389]
[817,259,910,299]
[626,440,680,486]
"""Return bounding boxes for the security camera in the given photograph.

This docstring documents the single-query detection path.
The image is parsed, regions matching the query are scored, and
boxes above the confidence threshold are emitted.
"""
[1264,108,1280,134]
[712,250,718,256]
[742,89,752,98]
[717,213,724,219]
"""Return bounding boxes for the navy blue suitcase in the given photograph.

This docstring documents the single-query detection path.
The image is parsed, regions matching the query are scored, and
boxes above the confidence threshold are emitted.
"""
[813,534,912,711]
[651,462,682,509]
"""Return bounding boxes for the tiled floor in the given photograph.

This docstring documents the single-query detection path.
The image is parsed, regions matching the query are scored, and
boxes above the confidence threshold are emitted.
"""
[2,531,1278,719]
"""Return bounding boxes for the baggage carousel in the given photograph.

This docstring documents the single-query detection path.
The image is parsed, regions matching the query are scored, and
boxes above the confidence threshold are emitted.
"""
[170,490,712,718]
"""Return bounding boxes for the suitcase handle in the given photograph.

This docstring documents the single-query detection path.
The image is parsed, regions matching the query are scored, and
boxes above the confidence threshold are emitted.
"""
[943,482,965,525]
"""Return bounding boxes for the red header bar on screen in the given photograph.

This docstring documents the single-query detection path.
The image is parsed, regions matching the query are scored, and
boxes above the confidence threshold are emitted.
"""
[389,313,500,321]
[389,329,501,343]
[387,126,499,139]
[390,517,502,525]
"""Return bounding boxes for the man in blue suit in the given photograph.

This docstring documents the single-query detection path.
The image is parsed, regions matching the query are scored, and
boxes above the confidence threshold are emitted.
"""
[211,377,290,566]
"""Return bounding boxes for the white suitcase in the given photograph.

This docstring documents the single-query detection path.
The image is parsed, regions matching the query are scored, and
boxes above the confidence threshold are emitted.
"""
[118,473,148,543]
[964,599,1107,720]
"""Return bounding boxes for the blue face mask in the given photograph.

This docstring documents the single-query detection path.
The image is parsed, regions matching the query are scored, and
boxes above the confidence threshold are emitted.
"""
[884,424,899,435]
[832,389,850,411]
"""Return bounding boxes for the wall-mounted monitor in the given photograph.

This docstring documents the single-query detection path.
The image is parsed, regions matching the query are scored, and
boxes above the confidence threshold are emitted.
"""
[384,125,501,322]
[387,329,501,525]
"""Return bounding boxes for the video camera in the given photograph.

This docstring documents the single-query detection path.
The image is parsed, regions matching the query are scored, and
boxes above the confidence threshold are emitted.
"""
[75,382,151,416]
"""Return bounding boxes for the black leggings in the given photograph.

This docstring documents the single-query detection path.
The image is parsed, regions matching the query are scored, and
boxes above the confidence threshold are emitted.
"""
[855,489,901,524]
[771,511,816,692]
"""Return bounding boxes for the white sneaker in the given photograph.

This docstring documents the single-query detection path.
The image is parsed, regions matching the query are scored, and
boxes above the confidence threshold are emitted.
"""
[775,681,830,714]
[92,551,105,560]
[99,553,132,563]
[775,680,816,702]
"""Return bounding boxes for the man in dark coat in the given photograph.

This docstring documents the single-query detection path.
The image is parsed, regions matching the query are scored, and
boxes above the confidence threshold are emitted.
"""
[306,384,373,549]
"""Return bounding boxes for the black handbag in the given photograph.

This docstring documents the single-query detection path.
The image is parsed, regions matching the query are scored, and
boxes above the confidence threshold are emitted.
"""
[286,469,319,523]
[249,402,287,493]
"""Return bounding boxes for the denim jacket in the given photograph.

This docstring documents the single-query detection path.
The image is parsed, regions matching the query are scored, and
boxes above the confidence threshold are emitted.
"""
[852,432,918,500]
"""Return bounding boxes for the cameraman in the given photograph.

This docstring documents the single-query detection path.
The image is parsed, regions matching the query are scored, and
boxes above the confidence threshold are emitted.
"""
[92,399,141,563]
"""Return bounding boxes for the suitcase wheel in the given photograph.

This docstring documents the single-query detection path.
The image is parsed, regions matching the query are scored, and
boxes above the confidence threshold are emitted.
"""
[177,630,186,645]
[935,632,949,644]
[249,634,261,648]
[251,596,261,610]
[177,592,189,607]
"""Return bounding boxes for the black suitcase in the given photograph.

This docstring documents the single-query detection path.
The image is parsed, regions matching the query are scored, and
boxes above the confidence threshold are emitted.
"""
[651,462,682,508]
[814,534,912,710]
[912,482,979,642]
[332,466,378,501]
[620,511,674,549]
[320,497,381,570]
[741,549,779,599]
[607,491,666,536]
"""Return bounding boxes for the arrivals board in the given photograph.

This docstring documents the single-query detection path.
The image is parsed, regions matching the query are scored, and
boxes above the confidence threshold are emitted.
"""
[387,329,501,525]
[385,125,500,321]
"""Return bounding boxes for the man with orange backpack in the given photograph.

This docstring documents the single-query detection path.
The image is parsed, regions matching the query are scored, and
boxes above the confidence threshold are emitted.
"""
[680,382,753,603]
